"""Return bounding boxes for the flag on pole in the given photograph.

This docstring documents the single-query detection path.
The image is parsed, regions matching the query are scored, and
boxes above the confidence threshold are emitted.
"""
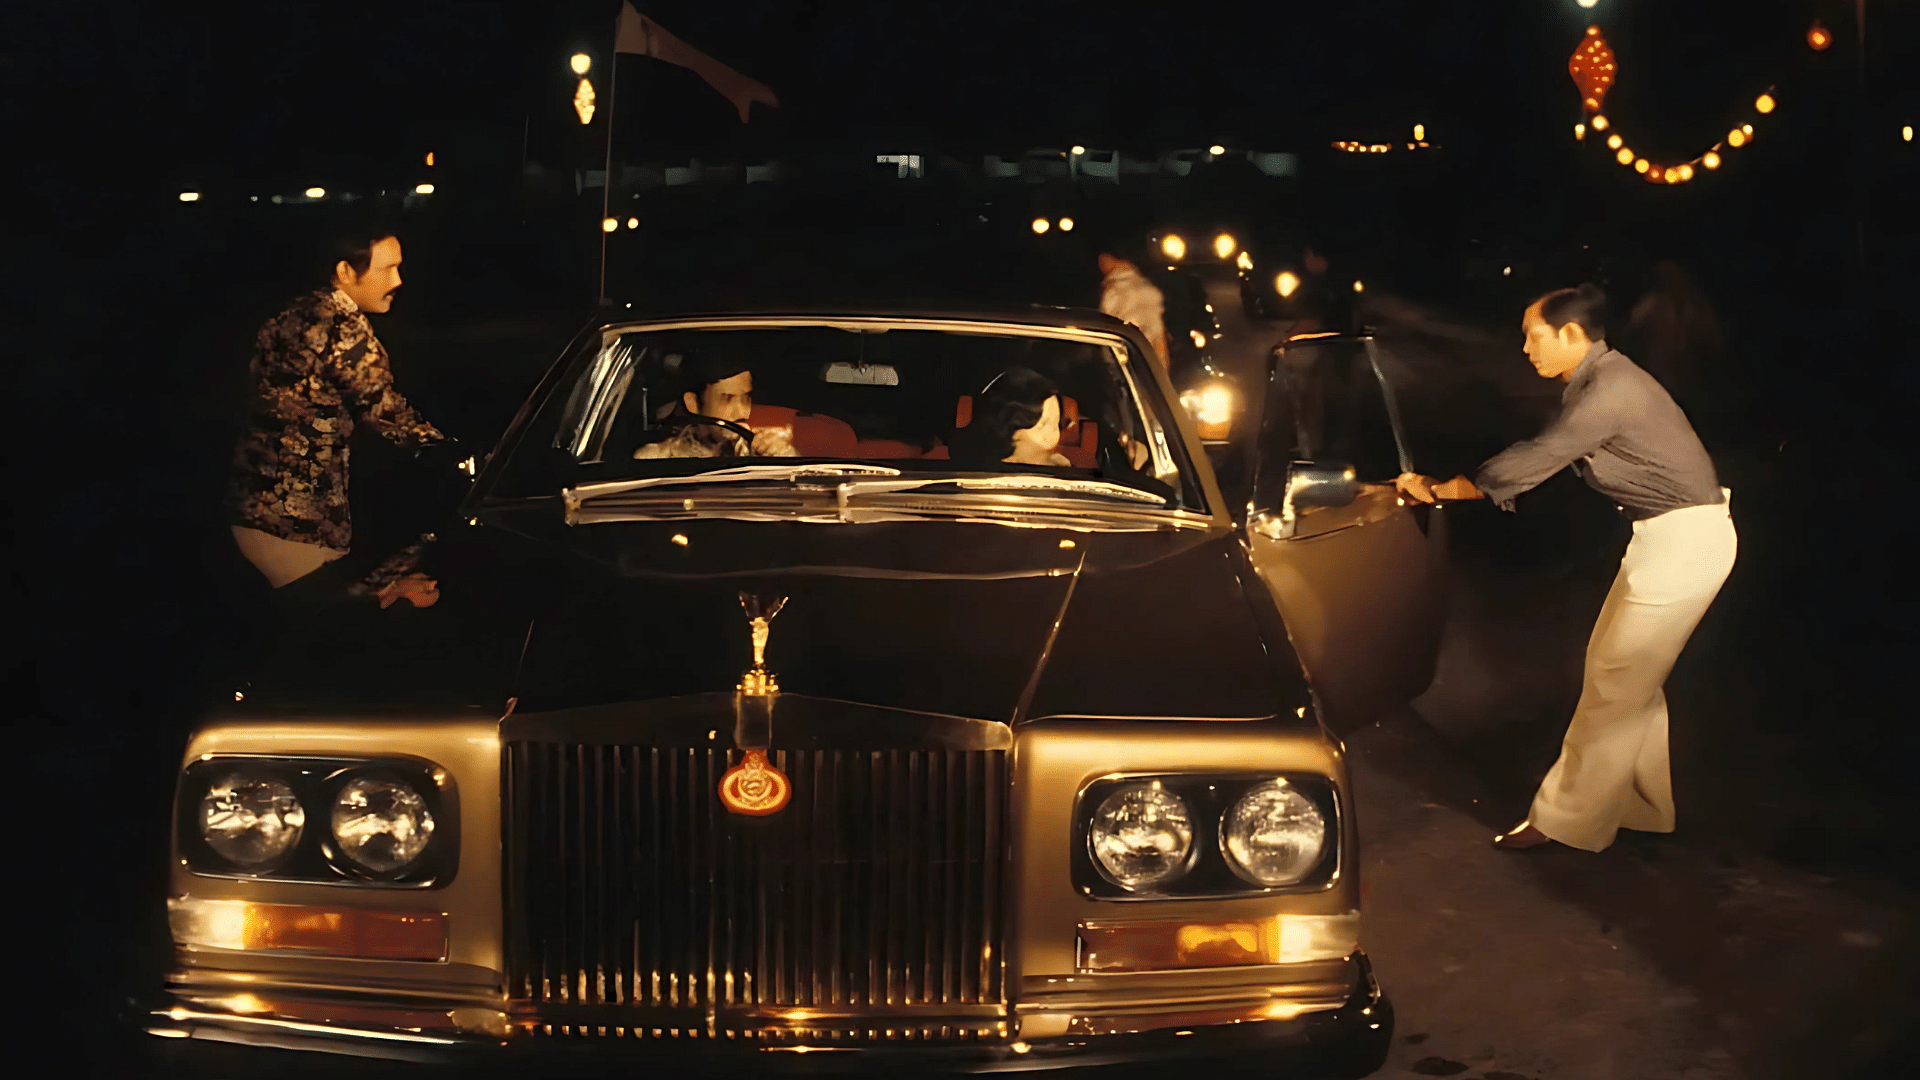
[614,3,780,124]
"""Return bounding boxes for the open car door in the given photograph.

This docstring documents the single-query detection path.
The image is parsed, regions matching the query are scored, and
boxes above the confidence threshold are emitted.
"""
[1241,335,1449,734]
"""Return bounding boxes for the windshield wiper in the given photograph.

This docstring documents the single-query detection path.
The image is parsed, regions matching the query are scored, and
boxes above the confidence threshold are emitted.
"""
[566,463,903,506]
[835,475,1169,506]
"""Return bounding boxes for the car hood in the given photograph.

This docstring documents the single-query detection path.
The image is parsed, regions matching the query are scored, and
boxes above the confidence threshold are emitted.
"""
[495,506,1302,722]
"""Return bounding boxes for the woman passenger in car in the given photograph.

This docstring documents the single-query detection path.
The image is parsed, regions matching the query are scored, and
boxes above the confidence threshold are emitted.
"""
[956,367,1074,467]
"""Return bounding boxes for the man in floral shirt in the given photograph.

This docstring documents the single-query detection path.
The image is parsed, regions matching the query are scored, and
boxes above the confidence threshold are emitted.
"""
[226,224,446,608]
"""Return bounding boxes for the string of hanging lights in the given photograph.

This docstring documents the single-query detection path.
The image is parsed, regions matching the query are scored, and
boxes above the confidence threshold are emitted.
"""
[1568,15,1830,186]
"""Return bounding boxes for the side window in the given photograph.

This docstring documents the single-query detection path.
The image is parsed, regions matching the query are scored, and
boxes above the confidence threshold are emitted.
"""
[1273,341,1405,483]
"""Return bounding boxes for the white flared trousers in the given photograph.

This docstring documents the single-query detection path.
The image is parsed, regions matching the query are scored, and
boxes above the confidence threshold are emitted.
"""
[1528,490,1737,852]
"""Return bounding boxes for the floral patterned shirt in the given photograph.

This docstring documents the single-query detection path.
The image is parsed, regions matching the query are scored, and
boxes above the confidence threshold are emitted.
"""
[227,289,446,590]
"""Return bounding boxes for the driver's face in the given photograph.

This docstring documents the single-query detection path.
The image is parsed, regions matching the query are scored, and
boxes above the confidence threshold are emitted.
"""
[686,370,754,422]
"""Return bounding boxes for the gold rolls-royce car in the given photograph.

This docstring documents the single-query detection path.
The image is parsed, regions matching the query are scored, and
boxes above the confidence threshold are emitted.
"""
[149,306,1447,1074]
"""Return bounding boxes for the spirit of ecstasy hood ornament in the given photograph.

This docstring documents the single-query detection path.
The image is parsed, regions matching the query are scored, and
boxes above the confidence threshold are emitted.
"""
[736,593,787,695]
[722,593,791,816]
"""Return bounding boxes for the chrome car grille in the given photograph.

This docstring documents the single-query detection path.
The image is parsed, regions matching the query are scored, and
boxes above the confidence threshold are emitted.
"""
[502,743,1009,1036]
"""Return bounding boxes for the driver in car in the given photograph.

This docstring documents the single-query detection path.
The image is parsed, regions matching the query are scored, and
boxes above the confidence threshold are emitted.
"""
[634,356,798,459]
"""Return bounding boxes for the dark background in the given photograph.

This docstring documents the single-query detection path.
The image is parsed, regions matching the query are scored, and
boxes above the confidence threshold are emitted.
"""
[3,0,1917,1066]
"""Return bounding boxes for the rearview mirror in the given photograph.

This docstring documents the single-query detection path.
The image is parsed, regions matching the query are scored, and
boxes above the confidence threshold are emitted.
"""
[1250,460,1358,539]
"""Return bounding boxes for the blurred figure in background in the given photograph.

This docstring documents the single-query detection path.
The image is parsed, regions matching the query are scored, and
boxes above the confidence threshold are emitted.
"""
[1098,252,1170,371]
[1625,260,1722,421]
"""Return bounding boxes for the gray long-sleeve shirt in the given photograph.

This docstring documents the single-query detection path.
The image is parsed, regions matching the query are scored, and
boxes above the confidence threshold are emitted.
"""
[1473,343,1723,520]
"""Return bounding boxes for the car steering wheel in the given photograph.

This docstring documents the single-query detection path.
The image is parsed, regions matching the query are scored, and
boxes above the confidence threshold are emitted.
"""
[671,414,758,454]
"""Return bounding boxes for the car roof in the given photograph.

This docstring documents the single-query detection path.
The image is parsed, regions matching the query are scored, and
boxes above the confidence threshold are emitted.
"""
[590,301,1139,336]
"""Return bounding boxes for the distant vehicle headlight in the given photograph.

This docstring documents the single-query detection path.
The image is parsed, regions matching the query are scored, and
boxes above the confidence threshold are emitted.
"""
[1220,779,1327,886]
[331,774,436,875]
[200,770,305,871]
[1161,234,1187,261]
[1275,271,1301,298]
[1088,783,1194,890]
[1214,233,1237,259]
[1179,378,1241,440]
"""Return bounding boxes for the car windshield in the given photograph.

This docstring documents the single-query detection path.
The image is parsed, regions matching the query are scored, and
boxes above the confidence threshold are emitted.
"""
[491,319,1206,513]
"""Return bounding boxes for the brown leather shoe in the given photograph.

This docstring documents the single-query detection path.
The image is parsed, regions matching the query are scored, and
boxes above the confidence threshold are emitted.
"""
[1493,821,1553,850]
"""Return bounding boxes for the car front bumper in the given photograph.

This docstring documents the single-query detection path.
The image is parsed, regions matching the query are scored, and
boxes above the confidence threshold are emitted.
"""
[141,953,1391,1074]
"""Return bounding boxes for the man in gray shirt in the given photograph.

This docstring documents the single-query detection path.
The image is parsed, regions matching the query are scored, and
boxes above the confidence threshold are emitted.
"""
[1396,284,1737,853]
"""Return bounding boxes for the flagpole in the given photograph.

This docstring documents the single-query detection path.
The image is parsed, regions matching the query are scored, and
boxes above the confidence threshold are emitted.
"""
[597,16,619,305]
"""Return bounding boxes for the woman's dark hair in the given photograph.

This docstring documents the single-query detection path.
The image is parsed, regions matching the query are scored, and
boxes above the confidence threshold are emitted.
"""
[961,366,1058,461]
[1534,283,1609,340]
[324,214,399,284]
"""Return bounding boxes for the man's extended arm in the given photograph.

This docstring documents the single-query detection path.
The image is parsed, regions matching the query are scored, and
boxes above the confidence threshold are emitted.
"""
[330,322,446,450]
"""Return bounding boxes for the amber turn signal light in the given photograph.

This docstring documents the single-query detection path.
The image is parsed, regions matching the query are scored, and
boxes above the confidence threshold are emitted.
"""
[169,897,447,961]
[1078,914,1359,972]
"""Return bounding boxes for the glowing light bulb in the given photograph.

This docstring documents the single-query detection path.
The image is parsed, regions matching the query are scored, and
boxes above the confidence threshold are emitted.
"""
[1031,217,1049,234]
[1275,271,1300,298]
[1574,123,1586,140]
[304,187,325,198]
[1413,124,1425,141]
[1591,115,1609,131]
[1808,23,1831,51]
[602,217,618,233]
[1607,134,1623,150]
[1615,147,1634,165]
[1634,158,1650,174]
[626,217,639,229]
[1663,167,1678,183]
[1702,152,1721,169]
[570,53,591,75]
[413,183,434,194]
[1755,94,1776,114]
[574,78,596,125]
[1352,280,1365,294]
[1728,129,1747,148]
[1577,0,1598,8]
[1905,126,1914,143]
[1209,144,1225,156]
[178,191,200,202]
[424,151,435,167]
[1071,145,1085,155]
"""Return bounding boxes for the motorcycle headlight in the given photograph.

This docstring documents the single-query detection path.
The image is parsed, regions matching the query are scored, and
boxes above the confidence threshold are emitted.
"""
[200,770,305,871]
[331,774,436,875]
[1088,783,1194,891]
[1220,779,1327,887]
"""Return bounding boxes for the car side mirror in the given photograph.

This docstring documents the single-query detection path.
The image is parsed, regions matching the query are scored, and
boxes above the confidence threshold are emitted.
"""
[1250,460,1358,539]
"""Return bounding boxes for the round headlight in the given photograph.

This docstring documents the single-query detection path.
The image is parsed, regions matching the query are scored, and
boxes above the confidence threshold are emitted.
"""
[200,770,305,870]
[1221,780,1327,887]
[331,774,435,874]
[1088,784,1194,890]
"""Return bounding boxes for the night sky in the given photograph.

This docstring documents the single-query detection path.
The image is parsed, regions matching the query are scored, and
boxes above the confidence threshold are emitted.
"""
[17,0,1899,200]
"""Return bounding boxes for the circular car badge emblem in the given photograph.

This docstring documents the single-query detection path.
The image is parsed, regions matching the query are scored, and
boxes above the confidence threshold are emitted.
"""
[719,749,791,817]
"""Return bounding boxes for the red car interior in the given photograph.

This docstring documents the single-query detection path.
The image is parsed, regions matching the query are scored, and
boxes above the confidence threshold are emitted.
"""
[750,397,1097,466]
